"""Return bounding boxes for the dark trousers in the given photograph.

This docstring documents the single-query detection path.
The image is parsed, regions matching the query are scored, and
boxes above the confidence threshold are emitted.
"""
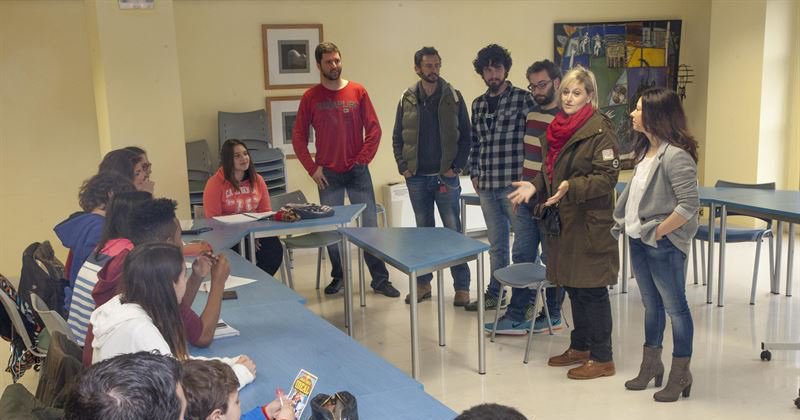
[565,286,613,362]
[233,236,283,276]
[319,164,390,288]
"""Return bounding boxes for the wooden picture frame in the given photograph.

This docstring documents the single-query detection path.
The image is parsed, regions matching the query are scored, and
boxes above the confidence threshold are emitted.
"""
[262,24,323,90]
[266,96,314,159]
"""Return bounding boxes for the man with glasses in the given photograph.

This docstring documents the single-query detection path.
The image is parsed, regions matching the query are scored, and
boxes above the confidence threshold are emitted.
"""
[512,59,567,334]
[392,46,472,306]
[466,45,537,335]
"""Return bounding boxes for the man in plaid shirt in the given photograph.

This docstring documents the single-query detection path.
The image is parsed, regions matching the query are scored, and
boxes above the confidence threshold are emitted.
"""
[465,45,538,332]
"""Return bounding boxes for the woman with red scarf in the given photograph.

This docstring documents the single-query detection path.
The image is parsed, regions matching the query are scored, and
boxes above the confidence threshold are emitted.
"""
[509,65,620,380]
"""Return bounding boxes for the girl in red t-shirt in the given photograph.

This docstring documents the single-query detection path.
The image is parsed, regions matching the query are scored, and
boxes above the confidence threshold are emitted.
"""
[203,139,283,275]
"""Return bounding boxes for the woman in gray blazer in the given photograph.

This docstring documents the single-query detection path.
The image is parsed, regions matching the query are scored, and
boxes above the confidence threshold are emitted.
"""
[612,88,699,403]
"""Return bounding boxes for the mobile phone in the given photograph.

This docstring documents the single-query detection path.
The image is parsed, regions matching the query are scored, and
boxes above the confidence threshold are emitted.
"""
[222,290,238,300]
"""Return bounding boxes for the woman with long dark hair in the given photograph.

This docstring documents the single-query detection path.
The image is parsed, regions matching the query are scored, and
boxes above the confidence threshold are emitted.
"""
[612,87,699,402]
[508,65,620,380]
[68,190,152,345]
[99,148,154,193]
[90,242,256,387]
[203,139,283,275]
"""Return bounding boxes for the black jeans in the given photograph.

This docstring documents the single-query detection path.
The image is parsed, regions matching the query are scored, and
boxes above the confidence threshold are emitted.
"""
[565,286,613,362]
[233,236,283,276]
[319,164,390,288]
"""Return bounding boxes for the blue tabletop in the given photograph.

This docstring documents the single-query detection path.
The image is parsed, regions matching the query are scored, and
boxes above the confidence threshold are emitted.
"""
[190,249,305,312]
[182,204,366,250]
[697,187,800,223]
[190,301,424,418]
[338,228,489,273]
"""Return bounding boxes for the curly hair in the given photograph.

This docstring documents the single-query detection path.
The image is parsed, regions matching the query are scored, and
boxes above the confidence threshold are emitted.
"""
[98,148,142,181]
[128,198,179,245]
[456,403,527,420]
[78,171,136,212]
[473,44,512,76]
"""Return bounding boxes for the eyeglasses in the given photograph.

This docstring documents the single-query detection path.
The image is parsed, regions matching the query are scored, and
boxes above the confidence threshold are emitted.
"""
[527,80,553,92]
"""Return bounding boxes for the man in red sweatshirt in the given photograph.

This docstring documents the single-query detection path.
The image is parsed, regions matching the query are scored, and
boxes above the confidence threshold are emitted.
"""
[292,42,399,298]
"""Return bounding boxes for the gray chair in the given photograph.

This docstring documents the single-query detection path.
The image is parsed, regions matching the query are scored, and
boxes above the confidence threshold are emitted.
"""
[693,180,775,304]
[30,293,77,345]
[218,110,269,145]
[489,263,558,364]
[0,290,46,358]
[271,191,341,290]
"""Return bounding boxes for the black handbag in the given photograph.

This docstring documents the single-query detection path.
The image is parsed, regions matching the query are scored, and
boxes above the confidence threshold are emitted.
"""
[534,202,561,236]
[285,203,335,219]
[310,391,358,420]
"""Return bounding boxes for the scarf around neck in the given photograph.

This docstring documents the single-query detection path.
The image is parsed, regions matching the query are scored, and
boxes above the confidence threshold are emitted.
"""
[544,103,594,181]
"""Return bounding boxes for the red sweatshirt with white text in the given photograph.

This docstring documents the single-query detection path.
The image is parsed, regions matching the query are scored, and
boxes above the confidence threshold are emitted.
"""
[292,82,381,175]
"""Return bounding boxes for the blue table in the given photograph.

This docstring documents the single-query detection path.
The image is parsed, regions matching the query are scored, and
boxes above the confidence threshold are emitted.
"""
[184,204,366,335]
[338,227,490,379]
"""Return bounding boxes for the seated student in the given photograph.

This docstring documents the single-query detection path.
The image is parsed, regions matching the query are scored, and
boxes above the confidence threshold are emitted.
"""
[182,359,295,420]
[203,139,283,276]
[89,242,255,388]
[455,403,527,420]
[54,171,135,310]
[67,190,152,346]
[99,148,155,193]
[64,351,187,420]
[82,198,226,365]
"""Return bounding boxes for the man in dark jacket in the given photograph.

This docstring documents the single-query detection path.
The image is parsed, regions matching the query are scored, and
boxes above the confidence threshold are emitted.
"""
[392,46,472,306]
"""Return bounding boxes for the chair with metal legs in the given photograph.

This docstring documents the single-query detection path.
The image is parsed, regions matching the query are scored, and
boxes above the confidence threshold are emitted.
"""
[489,263,558,364]
[693,180,776,304]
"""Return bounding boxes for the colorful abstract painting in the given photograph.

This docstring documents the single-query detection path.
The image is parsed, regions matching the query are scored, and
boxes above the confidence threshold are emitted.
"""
[554,20,682,167]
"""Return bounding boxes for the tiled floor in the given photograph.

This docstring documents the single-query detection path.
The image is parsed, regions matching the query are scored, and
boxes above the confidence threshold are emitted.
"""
[3,235,799,419]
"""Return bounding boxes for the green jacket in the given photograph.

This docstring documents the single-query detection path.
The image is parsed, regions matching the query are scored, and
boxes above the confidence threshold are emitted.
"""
[391,79,471,175]
[531,111,621,288]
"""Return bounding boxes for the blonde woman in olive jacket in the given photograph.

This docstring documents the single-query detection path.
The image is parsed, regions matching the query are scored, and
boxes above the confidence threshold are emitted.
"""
[509,65,620,381]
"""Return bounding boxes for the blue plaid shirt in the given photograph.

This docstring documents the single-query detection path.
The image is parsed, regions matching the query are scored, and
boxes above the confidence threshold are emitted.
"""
[469,82,536,190]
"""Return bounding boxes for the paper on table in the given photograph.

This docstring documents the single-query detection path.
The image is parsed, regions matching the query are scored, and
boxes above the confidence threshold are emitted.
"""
[214,319,240,339]
[199,275,256,292]
[212,211,275,224]
[179,219,194,230]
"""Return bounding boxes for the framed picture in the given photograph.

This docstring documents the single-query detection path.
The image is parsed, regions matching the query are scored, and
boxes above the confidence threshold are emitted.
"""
[266,96,314,158]
[554,20,682,169]
[262,24,323,89]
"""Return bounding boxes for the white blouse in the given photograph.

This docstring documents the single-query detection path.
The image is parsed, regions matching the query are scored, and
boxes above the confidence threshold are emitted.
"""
[625,155,656,239]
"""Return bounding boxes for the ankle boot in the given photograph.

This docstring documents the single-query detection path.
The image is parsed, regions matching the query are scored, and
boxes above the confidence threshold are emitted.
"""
[653,356,692,402]
[625,346,664,390]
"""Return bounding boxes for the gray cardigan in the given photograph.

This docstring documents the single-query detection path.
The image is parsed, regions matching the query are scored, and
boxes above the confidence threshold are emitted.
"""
[612,141,700,255]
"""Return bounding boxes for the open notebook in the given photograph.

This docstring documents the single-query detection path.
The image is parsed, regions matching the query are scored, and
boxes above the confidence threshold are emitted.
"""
[199,275,256,292]
[212,211,275,224]
[214,319,240,339]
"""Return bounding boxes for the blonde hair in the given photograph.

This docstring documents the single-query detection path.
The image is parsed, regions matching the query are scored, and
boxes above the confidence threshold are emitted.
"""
[559,65,599,109]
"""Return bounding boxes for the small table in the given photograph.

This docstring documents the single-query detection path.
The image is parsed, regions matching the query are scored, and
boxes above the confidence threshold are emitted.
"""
[338,227,489,379]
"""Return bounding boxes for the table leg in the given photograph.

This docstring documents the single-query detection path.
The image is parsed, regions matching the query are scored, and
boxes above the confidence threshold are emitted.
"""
[621,232,629,293]
[787,223,795,297]
[477,251,486,375]
[717,205,727,307]
[775,221,783,294]
[460,197,467,234]
[248,233,256,264]
[239,238,246,257]
[707,203,715,304]
[437,269,445,347]
[357,217,366,307]
[340,238,353,336]
[409,271,420,380]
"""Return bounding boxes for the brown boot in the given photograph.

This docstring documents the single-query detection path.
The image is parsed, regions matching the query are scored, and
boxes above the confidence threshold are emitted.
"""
[653,357,692,402]
[567,359,616,380]
[548,348,591,367]
[404,283,432,304]
[625,346,665,390]
[453,290,470,307]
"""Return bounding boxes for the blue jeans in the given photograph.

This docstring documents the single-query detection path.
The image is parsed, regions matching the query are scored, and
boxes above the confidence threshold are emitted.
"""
[478,187,541,321]
[320,164,390,289]
[630,237,694,358]
[406,174,471,291]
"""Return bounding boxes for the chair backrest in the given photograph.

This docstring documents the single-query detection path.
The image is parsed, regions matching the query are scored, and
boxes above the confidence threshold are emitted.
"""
[218,110,269,146]
[714,180,775,224]
[270,190,307,209]
[30,293,77,344]
[0,290,44,357]
[186,139,213,175]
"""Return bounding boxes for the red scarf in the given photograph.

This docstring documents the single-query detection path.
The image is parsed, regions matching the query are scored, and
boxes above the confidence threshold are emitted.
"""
[545,104,594,181]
